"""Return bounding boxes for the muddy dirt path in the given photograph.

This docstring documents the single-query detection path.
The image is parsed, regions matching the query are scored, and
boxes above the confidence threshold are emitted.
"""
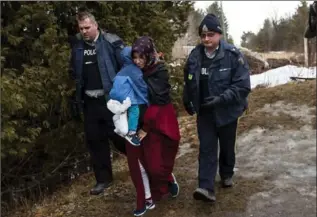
[9,98,316,217]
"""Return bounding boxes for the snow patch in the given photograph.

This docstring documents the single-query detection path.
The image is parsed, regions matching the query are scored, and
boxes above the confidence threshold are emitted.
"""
[259,100,315,123]
[251,65,316,89]
[237,101,316,201]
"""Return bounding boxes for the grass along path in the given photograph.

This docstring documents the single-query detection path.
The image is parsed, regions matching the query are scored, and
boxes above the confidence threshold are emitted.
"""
[8,80,316,217]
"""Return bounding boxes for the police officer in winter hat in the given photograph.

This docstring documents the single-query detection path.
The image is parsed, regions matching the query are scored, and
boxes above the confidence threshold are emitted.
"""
[183,13,251,202]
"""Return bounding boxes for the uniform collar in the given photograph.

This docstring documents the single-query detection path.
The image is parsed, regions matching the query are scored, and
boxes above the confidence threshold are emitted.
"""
[84,30,100,46]
[204,45,219,59]
[93,31,100,42]
[206,40,225,62]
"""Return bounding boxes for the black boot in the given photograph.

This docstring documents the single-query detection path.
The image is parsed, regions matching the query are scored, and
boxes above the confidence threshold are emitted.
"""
[193,188,216,202]
[221,177,233,188]
[90,182,113,195]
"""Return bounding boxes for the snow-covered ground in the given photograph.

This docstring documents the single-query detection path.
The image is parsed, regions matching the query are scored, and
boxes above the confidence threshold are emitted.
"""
[251,65,316,89]
[236,101,316,217]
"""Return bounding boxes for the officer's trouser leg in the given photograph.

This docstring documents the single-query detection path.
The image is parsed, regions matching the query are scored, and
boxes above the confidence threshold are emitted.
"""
[197,114,218,192]
[83,96,113,183]
[218,120,238,180]
[83,95,127,184]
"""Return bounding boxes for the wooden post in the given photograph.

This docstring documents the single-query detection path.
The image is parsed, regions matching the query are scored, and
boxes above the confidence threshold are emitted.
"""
[308,38,316,66]
[220,1,227,41]
[311,40,317,66]
[308,38,312,67]
[304,37,308,67]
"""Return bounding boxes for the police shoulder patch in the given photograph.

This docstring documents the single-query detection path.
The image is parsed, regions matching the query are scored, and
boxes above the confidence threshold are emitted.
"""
[238,56,244,65]
[238,55,249,69]
[188,74,193,80]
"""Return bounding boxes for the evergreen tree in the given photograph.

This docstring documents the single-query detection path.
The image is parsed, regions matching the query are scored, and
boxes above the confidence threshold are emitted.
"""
[241,31,257,49]
[1,1,193,158]
[1,1,193,210]
[187,9,205,45]
[239,0,309,52]
[289,0,309,51]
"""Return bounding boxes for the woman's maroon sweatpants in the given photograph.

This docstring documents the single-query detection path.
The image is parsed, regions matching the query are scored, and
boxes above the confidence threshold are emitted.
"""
[126,103,180,209]
[126,131,179,209]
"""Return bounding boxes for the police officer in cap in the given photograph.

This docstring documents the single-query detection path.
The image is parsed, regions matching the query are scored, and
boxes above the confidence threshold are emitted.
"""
[183,13,251,202]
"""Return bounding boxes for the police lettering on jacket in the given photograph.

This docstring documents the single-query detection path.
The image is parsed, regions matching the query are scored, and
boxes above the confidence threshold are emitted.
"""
[84,49,96,56]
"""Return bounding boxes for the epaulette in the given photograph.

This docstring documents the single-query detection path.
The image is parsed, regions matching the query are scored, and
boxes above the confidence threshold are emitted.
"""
[224,43,247,65]
[75,33,82,41]
[103,32,121,44]
[225,44,241,56]
[103,32,124,49]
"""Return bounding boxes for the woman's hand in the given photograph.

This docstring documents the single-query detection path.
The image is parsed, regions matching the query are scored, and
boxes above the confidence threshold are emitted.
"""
[138,129,148,141]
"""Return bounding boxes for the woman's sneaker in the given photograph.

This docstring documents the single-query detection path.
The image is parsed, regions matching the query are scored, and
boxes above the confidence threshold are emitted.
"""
[125,133,141,146]
[145,200,155,210]
[133,207,146,216]
[168,173,180,198]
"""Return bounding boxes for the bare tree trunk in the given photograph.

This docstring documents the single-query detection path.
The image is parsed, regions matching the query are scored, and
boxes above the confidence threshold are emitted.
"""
[304,37,309,67]
[220,1,227,41]
[308,38,316,66]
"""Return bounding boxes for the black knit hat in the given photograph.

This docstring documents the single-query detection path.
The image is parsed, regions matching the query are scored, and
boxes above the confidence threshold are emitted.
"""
[198,13,223,35]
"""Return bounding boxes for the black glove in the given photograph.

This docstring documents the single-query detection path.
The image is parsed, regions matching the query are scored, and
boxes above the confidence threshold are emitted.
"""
[184,102,196,116]
[201,96,222,109]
